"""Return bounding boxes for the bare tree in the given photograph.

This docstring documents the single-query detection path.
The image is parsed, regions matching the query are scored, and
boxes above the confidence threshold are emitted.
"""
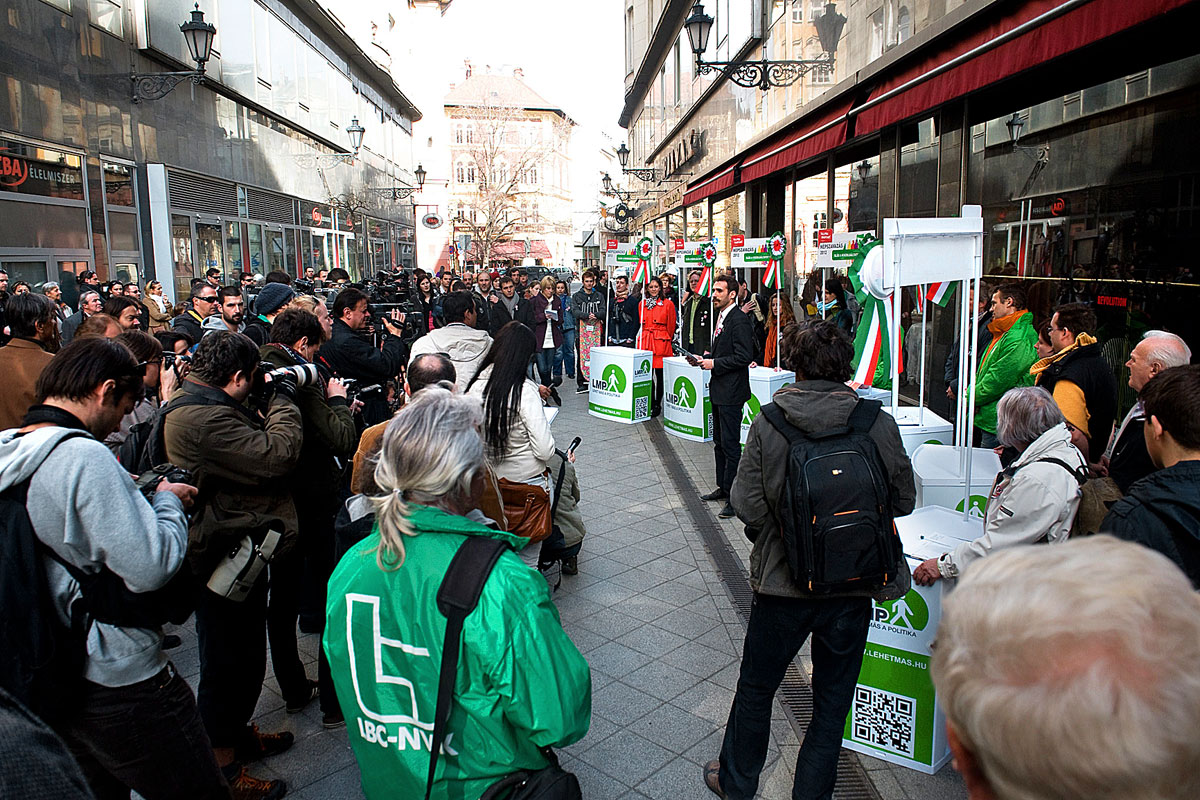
[452,101,568,268]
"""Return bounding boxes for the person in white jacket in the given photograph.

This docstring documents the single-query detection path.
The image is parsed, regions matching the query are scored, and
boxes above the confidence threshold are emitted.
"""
[408,290,492,392]
[466,322,555,565]
[915,386,1086,585]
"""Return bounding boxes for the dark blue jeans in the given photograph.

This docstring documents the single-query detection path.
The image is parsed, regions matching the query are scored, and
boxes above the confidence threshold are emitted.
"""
[555,328,577,379]
[536,347,557,386]
[59,664,229,799]
[719,593,871,800]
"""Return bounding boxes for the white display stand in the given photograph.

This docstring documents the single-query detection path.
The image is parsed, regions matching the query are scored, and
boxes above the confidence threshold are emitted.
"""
[912,444,1001,517]
[856,385,893,402]
[741,367,795,445]
[587,346,653,424]
[883,406,955,457]
[842,506,983,774]
[662,356,712,442]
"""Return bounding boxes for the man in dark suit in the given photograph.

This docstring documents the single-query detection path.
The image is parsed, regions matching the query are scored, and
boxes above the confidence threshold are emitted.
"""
[701,274,754,518]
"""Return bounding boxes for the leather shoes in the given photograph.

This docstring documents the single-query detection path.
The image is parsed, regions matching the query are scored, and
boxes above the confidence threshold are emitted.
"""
[718,503,736,519]
[703,760,726,798]
[701,488,728,502]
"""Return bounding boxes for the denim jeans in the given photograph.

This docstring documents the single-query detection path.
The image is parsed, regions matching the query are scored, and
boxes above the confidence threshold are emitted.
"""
[555,328,577,379]
[536,347,557,386]
[719,593,872,800]
[58,664,229,800]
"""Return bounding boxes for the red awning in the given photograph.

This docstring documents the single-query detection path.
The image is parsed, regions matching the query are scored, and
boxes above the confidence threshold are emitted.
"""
[853,0,1193,135]
[682,163,738,207]
[739,98,854,184]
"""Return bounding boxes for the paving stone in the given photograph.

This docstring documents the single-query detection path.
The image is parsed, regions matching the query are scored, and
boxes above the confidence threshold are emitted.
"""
[627,703,720,755]
[614,622,691,658]
[620,660,701,702]
[578,729,675,786]
[585,640,652,677]
[589,682,661,726]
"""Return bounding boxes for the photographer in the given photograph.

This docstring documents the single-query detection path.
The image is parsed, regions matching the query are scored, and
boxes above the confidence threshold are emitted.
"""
[260,309,357,728]
[408,291,492,392]
[0,338,228,799]
[104,330,179,455]
[161,331,303,798]
[243,283,296,346]
[317,287,408,426]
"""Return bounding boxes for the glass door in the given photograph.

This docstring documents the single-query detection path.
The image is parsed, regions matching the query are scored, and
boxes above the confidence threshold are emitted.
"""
[196,222,224,280]
[266,228,285,274]
[171,214,195,301]
[1,259,50,289]
[225,221,244,279]
[246,223,265,276]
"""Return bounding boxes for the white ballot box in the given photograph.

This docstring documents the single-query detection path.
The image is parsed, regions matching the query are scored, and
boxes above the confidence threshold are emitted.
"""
[882,406,954,457]
[587,346,653,424]
[740,367,795,445]
[912,444,1002,517]
[662,356,712,442]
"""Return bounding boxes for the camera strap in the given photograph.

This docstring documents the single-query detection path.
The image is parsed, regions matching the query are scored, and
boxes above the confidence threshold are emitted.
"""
[20,405,93,434]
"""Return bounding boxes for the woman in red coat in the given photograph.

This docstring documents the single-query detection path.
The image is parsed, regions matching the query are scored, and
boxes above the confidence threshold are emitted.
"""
[637,276,677,418]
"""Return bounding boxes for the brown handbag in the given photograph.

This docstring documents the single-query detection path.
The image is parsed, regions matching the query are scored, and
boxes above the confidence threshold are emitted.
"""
[493,475,553,543]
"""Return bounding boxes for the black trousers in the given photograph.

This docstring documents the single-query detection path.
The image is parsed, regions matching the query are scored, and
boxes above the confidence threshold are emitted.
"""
[719,593,872,800]
[712,402,742,493]
[195,578,268,749]
[59,665,229,800]
[651,367,664,417]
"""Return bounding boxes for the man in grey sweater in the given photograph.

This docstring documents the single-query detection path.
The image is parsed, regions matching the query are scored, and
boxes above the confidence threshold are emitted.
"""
[0,337,229,799]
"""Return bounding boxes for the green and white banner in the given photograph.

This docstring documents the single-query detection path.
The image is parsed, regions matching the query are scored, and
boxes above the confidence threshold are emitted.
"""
[741,367,794,445]
[587,346,653,424]
[816,230,876,268]
[662,357,712,442]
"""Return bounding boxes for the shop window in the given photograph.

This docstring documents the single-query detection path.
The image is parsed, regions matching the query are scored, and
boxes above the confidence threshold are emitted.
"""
[836,152,880,236]
[107,211,140,252]
[899,117,939,218]
[0,200,89,250]
[171,215,194,301]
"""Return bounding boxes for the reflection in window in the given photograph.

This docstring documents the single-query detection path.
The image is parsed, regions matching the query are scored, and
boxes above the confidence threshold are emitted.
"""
[897,7,912,43]
[89,0,122,37]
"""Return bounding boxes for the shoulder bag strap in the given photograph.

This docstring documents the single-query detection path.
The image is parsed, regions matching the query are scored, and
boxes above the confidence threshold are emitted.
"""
[759,403,808,447]
[425,535,509,800]
[550,451,569,518]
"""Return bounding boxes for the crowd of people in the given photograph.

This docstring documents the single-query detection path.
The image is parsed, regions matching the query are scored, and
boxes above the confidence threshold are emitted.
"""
[0,261,1197,800]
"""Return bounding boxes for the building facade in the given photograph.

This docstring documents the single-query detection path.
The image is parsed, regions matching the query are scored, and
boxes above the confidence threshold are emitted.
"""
[441,64,575,274]
[621,0,1200,411]
[0,0,424,305]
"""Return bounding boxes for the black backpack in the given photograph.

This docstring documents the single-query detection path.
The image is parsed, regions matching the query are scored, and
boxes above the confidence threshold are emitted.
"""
[759,400,901,594]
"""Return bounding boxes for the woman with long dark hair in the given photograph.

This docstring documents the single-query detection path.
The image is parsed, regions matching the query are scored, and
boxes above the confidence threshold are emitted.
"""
[636,276,676,418]
[414,274,436,333]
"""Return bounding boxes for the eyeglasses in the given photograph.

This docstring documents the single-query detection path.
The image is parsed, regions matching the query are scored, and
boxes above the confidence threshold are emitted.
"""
[196,295,218,303]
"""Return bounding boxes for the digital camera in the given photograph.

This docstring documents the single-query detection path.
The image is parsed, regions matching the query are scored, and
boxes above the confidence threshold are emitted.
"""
[133,464,194,501]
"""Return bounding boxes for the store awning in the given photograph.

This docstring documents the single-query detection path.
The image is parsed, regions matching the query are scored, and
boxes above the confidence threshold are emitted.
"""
[469,239,553,261]
[682,163,738,208]
[852,0,1193,136]
[739,98,854,184]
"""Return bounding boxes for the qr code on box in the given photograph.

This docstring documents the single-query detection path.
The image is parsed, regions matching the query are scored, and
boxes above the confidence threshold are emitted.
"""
[634,397,649,419]
[851,686,916,757]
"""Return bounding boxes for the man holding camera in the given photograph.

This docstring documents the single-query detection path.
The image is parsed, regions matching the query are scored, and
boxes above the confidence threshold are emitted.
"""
[0,337,229,798]
[408,291,492,392]
[261,309,357,728]
[162,331,304,800]
[317,286,408,426]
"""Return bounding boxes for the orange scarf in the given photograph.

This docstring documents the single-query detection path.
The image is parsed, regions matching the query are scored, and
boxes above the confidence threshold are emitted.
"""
[764,323,779,368]
[982,310,1028,363]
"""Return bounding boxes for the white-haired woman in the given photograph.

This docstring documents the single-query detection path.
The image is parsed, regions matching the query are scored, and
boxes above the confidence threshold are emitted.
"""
[322,386,590,800]
[915,386,1086,585]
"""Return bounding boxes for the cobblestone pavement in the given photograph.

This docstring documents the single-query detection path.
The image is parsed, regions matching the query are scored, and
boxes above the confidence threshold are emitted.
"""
[167,387,967,799]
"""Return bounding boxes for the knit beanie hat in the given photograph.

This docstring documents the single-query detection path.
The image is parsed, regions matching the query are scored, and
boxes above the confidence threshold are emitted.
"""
[254,283,296,316]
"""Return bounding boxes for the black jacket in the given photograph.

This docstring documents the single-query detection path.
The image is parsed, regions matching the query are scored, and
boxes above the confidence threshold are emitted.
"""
[681,293,712,355]
[1036,341,1118,459]
[1103,460,1200,589]
[243,315,272,347]
[170,309,205,347]
[1109,407,1156,493]
[709,306,754,406]
[488,295,533,337]
[316,319,407,426]
[608,292,640,345]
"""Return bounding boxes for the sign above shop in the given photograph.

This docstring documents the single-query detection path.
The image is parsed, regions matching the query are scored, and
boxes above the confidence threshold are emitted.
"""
[422,213,443,229]
[662,129,705,180]
[303,202,332,229]
[0,140,84,201]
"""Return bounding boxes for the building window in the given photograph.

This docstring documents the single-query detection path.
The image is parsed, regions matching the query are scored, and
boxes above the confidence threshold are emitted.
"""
[673,41,681,104]
[88,0,122,36]
[792,1,802,24]
[897,6,912,43]
[455,162,465,183]
[870,11,884,59]
[809,0,822,21]
[625,6,635,74]
[455,126,463,144]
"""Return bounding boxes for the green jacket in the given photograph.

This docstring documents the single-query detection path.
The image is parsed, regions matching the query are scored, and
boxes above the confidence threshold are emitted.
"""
[973,311,1038,434]
[324,505,591,800]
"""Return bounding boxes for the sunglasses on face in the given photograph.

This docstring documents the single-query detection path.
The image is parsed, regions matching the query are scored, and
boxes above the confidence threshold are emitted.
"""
[197,296,218,303]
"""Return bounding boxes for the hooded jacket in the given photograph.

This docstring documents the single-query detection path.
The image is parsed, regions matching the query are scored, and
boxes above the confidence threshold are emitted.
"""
[323,505,591,800]
[571,286,606,323]
[0,425,188,686]
[161,379,303,574]
[407,324,493,393]
[938,423,1085,580]
[200,314,245,338]
[973,311,1038,434]
[1103,460,1200,589]
[731,381,916,599]
[1030,332,1118,459]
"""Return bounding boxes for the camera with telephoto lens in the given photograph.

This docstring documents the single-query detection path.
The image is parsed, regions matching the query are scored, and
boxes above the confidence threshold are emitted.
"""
[133,464,194,501]
[163,351,192,372]
[251,362,319,402]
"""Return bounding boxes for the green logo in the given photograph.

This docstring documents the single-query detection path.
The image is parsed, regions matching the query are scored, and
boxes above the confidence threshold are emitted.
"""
[601,364,626,394]
[638,358,651,375]
[742,394,762,426]
[924,438,945,445]
[873,589,930,632]
[956,495,988,517]
[668,376,697,409]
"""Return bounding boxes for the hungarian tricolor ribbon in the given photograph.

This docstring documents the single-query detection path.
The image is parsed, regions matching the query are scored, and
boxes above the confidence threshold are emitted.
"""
[633,237,653,284]
[848,239,904,388]
[697,242,717,297]
[917,281,955,307]
[762,232,785,289]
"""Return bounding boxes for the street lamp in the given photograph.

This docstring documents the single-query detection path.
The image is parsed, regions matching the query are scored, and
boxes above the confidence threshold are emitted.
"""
[1005,112,1025,144]
[370,163,429,202]
[857,160,872,180]
[615,142,657,182]
[346,117,365,156]
[294,118,369,168]
[601,172,632,202]
[131,4,216,102]
[686,1,846,91]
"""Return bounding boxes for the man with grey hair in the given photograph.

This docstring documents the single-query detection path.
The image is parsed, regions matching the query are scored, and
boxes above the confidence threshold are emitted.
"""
[41,281,71,327]
[914,386,1086,585]
[931,536,1200,800]
[61,289,102,344]
[1101,330,1192,492]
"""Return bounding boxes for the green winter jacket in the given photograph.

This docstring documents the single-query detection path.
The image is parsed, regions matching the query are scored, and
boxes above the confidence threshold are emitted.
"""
[324,505,591,800]
[973,311,1038,434]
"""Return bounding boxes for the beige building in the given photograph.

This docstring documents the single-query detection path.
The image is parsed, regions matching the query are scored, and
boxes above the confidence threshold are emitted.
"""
[440,64,575,274]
